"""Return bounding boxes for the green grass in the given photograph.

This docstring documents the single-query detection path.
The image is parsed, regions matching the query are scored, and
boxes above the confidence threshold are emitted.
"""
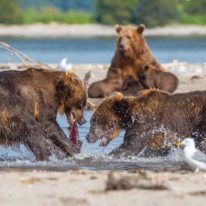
[180,14,206,25]
[22,7,94,24]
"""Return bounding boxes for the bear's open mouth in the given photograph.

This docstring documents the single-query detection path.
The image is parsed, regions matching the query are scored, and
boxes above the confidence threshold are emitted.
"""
[99,136,111,147]
[68,111,76,125]
[86,133,110,146]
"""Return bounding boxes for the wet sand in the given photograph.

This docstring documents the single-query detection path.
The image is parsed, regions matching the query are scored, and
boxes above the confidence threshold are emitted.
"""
[0,62,206,205]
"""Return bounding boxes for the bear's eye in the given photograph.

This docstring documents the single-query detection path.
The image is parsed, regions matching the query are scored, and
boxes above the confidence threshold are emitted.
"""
[140,74,145,80]
[75,102,82,109]
[126,35,131,39]
[98,117,107,125]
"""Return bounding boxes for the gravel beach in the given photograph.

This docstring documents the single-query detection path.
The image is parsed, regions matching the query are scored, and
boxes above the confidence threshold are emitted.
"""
[0,23,206,38]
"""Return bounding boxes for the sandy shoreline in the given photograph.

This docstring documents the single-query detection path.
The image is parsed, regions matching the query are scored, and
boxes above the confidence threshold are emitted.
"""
[0,62,206,205]
[0,23,206,38]
[1,169,206,206]
[1,61,206,93]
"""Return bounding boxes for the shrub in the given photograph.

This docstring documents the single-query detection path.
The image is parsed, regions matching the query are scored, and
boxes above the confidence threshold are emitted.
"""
[0,0,23,24]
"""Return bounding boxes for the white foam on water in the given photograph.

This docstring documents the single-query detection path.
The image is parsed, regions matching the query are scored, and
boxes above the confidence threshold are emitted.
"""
[0,143,185,170]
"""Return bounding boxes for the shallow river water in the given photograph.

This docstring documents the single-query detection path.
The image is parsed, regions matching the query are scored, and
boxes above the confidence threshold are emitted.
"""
[0,111,188,171]
[0,36,206,64]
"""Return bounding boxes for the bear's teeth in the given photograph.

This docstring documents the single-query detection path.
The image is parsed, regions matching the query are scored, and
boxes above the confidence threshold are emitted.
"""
[99,137,109,147]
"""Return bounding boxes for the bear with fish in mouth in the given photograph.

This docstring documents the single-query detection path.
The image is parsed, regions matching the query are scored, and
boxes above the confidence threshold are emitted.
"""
[86,90,206,157]
[0,67,87,160]
[88,24,178,98]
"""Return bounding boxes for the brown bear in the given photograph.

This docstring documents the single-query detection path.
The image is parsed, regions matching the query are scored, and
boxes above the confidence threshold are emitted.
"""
[88,24,167,98]
[86,90,206,157]
[87,68,123,98]
[139,64,179,93]
[0,68,87,160]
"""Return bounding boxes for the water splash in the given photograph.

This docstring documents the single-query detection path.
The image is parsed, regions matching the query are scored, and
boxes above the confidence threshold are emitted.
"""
[0,112,186,171]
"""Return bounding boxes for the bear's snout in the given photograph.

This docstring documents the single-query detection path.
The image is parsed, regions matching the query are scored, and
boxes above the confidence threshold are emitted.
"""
[77,116,87,125]
[71,109,87,125]
[86,133,98,143]
[119,44,125,52]
[118,37,129,53]
[99,136,110,147]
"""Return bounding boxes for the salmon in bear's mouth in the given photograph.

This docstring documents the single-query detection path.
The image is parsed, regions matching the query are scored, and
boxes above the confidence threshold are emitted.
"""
[68,112,82,148]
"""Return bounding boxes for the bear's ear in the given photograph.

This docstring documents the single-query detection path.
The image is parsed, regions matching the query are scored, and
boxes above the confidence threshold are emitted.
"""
[137,24,145,34]
[113,98,129,117]
[143,64,150,71]
[114,92,123,101]
[113,93,127,116]
[109,92,123,101]
[115,24,122,33]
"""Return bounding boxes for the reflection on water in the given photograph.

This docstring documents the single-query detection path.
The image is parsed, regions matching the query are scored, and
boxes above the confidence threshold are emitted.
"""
[0,111,188,171]
[0,36,206,64]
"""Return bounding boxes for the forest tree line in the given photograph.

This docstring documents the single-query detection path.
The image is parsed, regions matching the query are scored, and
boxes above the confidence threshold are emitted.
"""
[0,0,205,27]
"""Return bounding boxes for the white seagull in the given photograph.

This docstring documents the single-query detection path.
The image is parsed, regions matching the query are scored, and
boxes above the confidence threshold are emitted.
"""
[178,138,206,171]
[58,58,72,71]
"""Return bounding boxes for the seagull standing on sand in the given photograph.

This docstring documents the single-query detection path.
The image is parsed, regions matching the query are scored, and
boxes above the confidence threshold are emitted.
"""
[58,58,72,71]
[178,138,206,171]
